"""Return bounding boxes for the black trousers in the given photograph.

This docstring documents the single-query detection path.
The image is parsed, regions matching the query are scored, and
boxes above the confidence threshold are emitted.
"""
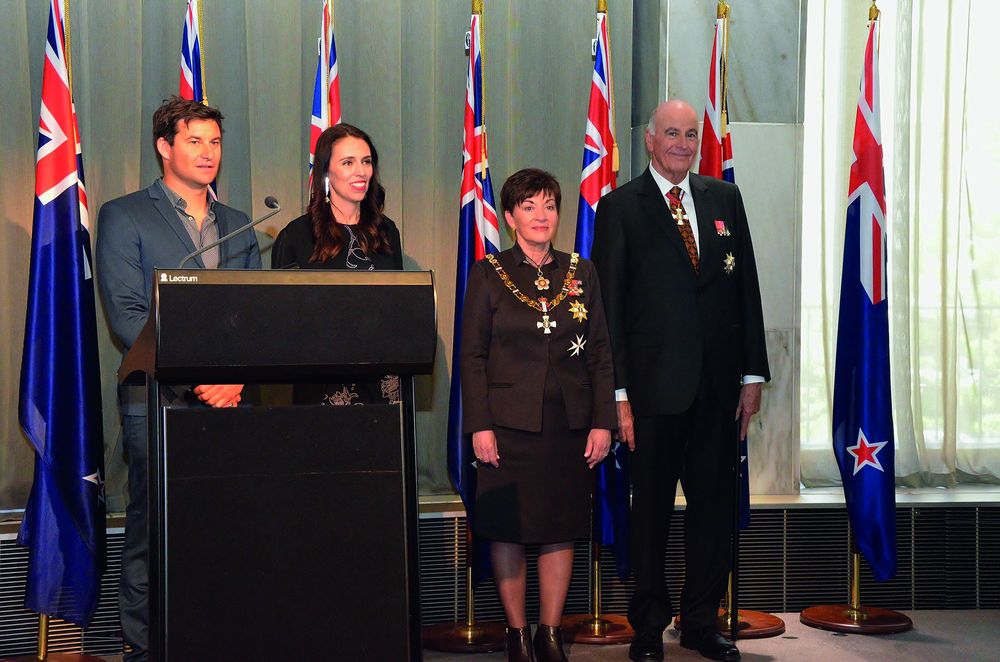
[627,374,737,638]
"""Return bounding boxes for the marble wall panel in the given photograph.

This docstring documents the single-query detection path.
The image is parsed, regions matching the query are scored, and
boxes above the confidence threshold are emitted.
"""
[717,122,802,331]
[752,327,799,494]
[666,0,805,124]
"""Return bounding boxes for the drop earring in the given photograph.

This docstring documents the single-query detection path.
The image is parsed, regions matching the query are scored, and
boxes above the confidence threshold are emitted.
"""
[324,176,330,203]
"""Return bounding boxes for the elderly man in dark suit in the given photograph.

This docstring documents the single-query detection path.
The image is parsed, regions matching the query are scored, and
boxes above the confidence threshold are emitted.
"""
[591,100,769,662]
[95,96,260,661]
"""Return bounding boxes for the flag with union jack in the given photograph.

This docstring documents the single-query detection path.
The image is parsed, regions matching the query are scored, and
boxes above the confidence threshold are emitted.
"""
[179,0,218,199]
[447,8,500,584]
[699,6,751,531]
[698,11,735,183]
[18,0,105,628]
[573,6,630,581]
[309,0,342,173]
[179,0,204,103]
[832,17,896,582]
[575,9,617,255]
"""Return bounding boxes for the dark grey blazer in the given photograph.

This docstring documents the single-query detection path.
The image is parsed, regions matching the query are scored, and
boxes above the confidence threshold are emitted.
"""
[95,181,261,413]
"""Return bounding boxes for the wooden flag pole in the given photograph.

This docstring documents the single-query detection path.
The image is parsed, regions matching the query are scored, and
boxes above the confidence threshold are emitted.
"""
[0,613,104,662]
[800,532,912,633]
[422,522,505,653]
[562,540,633,644]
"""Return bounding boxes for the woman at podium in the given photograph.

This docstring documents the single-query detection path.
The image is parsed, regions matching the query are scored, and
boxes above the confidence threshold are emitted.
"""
[271,124,403,405]
[460,169,617,662]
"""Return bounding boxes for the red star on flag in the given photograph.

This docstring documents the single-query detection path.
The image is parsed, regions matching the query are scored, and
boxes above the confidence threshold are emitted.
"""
[846,429,888,476]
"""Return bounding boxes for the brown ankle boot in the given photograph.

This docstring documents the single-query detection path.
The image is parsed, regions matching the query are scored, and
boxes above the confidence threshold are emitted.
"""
[533,624,568,662]
[505,625,535,662]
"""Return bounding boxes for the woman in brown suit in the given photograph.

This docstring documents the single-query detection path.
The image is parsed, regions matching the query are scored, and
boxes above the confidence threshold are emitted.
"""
[460,169,617,662]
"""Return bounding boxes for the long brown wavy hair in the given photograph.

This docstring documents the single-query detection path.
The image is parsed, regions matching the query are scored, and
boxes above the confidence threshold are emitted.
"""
[308,124,392,263]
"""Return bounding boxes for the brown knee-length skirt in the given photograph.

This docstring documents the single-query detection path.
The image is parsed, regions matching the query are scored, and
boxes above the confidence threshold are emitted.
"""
[473,370,591,544]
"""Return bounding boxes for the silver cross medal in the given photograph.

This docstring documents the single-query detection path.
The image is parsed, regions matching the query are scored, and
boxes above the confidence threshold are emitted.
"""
[537,298,556,334]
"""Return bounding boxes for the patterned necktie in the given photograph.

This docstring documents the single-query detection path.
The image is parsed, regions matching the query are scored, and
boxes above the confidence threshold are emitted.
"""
[666,185,699,274]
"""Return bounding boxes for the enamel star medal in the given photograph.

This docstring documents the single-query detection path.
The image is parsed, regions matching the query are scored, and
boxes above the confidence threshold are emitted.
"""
[569,299,588,322]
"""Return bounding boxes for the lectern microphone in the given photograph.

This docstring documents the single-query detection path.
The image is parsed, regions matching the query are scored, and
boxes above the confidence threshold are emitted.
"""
[178,196,281,268]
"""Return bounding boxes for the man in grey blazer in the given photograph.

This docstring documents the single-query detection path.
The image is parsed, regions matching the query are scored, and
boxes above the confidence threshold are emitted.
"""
[591,100,768,662]
[96,96,260,661]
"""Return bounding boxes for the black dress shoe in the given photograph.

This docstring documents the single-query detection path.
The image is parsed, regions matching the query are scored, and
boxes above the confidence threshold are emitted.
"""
[679,629,741,661]
[627,637,664,662]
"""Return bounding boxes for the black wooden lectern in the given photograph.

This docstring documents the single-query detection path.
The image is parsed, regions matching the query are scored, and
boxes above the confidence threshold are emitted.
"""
[119,269,436,662]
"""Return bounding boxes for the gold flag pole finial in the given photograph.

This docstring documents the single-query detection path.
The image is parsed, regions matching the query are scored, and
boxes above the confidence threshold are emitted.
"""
[719,1,730,140]
[197,0,208,105]
[869,1,880,22]
[63,0,73,94]
[473,0,488,163]
[600,1,620,173]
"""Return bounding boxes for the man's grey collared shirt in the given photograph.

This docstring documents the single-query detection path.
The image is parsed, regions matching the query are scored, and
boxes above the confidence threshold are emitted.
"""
[157,178,219,269]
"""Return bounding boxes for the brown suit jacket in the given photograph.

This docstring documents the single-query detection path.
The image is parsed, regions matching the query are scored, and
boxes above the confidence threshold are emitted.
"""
[460,244,617,434]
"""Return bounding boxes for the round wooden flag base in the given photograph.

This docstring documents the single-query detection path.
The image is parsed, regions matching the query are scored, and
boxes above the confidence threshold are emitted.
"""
[4,655,105,662]
[421,620,506,653]
[561,612,634,644]
[800,604,913,634]
[672,608,786,639]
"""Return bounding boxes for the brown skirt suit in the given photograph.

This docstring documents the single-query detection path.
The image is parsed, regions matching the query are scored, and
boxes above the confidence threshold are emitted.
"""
[460,244,617,543]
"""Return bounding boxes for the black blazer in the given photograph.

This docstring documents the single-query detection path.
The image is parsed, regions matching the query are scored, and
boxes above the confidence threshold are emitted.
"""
[460,245,617,434]
[271,213,403,270]
[591,169,769,417]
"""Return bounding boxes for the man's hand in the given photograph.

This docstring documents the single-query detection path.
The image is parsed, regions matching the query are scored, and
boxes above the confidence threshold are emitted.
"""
[616,400,635,450]
[472,430,500,467]
[584,429,612,468]
[734,382,763,441]
[193,384,244,408]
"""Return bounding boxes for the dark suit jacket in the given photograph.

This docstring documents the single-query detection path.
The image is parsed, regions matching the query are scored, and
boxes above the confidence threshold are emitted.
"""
[461,245,617,434]
[591,169,769,417]
[96,181,262,413]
